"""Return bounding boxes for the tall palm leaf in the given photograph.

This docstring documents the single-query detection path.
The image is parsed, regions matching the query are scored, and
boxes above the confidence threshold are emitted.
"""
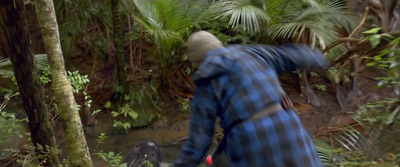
[133,0,192,66]
[212,0,271,35]
[181,0,220,29]
[267,0,354,52]
[133,0,218,67]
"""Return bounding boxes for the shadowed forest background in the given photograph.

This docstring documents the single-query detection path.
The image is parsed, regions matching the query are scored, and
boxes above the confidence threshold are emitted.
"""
[1,0,400,166]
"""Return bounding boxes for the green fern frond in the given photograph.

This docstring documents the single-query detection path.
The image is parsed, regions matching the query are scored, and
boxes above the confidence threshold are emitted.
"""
[215,0,271,34]
[314,138,345,166]
[265,0,353,54]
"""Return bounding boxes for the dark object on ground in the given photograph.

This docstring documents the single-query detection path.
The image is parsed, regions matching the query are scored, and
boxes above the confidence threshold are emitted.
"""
[124,140,163,167]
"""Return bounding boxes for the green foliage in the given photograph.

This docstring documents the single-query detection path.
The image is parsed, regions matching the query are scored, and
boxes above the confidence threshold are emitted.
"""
[180,98,190,113]
[39,67,95,118]
[142,160,154,167]
[266,0,353,49]
[132,0,213,70]
[40,66,52,84]
[54,0,124,60]
[97,150,126,167]
[94,133,127,167]
[112,104,138,120]
[314,84,327,92]
[126,81,161,111]
[0,111,26,144]
[315,33,400,165]
[0,95,61,167]
[112,110,153,133]
[315,97,400,166]
[67,71,90,93]
[310,71,320,77]
[361,27,394,49]
[6,136,63,167]
[365,35,400,90]
[0,93,25,148]
[83,91,92,108]
[40,66,90,94]
[213,0,271,34]
[314,138,346,167]
[0,54,49,79]
[109,84,158,132]
[354,99,400,126]
[96,133,108,145]
[0,54,49,95]
[104,101,113,109]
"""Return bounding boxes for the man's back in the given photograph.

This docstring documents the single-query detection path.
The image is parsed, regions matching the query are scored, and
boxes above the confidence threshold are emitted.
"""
[194,45,286,129]
[174,30,325,167]
[190,44,324,166]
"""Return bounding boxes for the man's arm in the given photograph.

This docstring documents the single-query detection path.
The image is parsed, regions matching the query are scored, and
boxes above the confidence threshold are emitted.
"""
[173,80,218,167]
[245,43,330,73]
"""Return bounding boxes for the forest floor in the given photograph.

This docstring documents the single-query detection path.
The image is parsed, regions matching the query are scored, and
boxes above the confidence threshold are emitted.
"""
[82,58,393,137]
[78,60,395,166]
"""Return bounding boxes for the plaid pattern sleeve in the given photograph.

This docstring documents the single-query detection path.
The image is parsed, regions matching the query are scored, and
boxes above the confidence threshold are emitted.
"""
[246,43,330,73]
[173,80,218,167]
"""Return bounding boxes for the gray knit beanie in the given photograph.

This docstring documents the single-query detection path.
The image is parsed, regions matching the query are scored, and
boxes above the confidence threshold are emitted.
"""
[186,31,223,64]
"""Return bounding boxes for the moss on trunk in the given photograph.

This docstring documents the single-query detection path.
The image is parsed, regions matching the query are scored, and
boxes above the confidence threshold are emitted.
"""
[34,0,93,166]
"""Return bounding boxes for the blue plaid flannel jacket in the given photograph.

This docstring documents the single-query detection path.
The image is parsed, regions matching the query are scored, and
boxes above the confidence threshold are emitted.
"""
[174,43,328,167]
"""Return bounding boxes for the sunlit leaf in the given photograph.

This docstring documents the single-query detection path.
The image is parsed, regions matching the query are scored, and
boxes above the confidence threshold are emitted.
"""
[369,34,381,48]
[363,27,381,34]
[366,62,376,66]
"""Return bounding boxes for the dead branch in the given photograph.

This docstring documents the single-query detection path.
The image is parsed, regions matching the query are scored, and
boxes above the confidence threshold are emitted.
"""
[348,7,370,38]
[331,31,400,65]
[322,37,360,53]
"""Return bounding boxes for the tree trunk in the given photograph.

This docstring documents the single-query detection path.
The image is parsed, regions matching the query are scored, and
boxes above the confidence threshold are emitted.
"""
[34,0,93,166]
[112,0,127,93]
[0,0,60,166]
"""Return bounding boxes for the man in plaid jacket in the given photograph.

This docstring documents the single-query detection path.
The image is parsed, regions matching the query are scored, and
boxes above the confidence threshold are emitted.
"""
[173,31,326,167]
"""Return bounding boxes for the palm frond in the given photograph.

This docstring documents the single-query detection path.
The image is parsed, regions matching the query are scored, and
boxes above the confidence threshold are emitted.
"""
[314,138,345,167]
[214,0,271,34]
[0,54,49,79]
[0,58,14,79]
[264,0,289,25]
[180,0,220,29]
[133,0,192,63]
[134,0,191,33]
[266,0,354,56]
[34,54,49,71]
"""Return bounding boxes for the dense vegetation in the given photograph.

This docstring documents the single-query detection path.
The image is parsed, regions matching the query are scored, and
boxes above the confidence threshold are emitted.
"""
[0,0,399,166]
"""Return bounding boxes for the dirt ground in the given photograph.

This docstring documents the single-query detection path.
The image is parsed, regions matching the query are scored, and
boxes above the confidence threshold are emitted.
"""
[279,66,395,136]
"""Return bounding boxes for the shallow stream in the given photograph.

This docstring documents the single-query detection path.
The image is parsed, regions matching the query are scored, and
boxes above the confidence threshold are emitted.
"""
[85,113,190,166]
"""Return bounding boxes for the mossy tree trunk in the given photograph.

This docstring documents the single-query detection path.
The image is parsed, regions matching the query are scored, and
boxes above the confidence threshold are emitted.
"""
[112,0,127,95]
[34,0,93,166]
[0,0,60,166]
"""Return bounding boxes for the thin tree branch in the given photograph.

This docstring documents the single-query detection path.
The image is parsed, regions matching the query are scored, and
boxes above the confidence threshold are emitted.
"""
[348,7,370,38]
[331,31,400,65]
[322,38,360,53]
